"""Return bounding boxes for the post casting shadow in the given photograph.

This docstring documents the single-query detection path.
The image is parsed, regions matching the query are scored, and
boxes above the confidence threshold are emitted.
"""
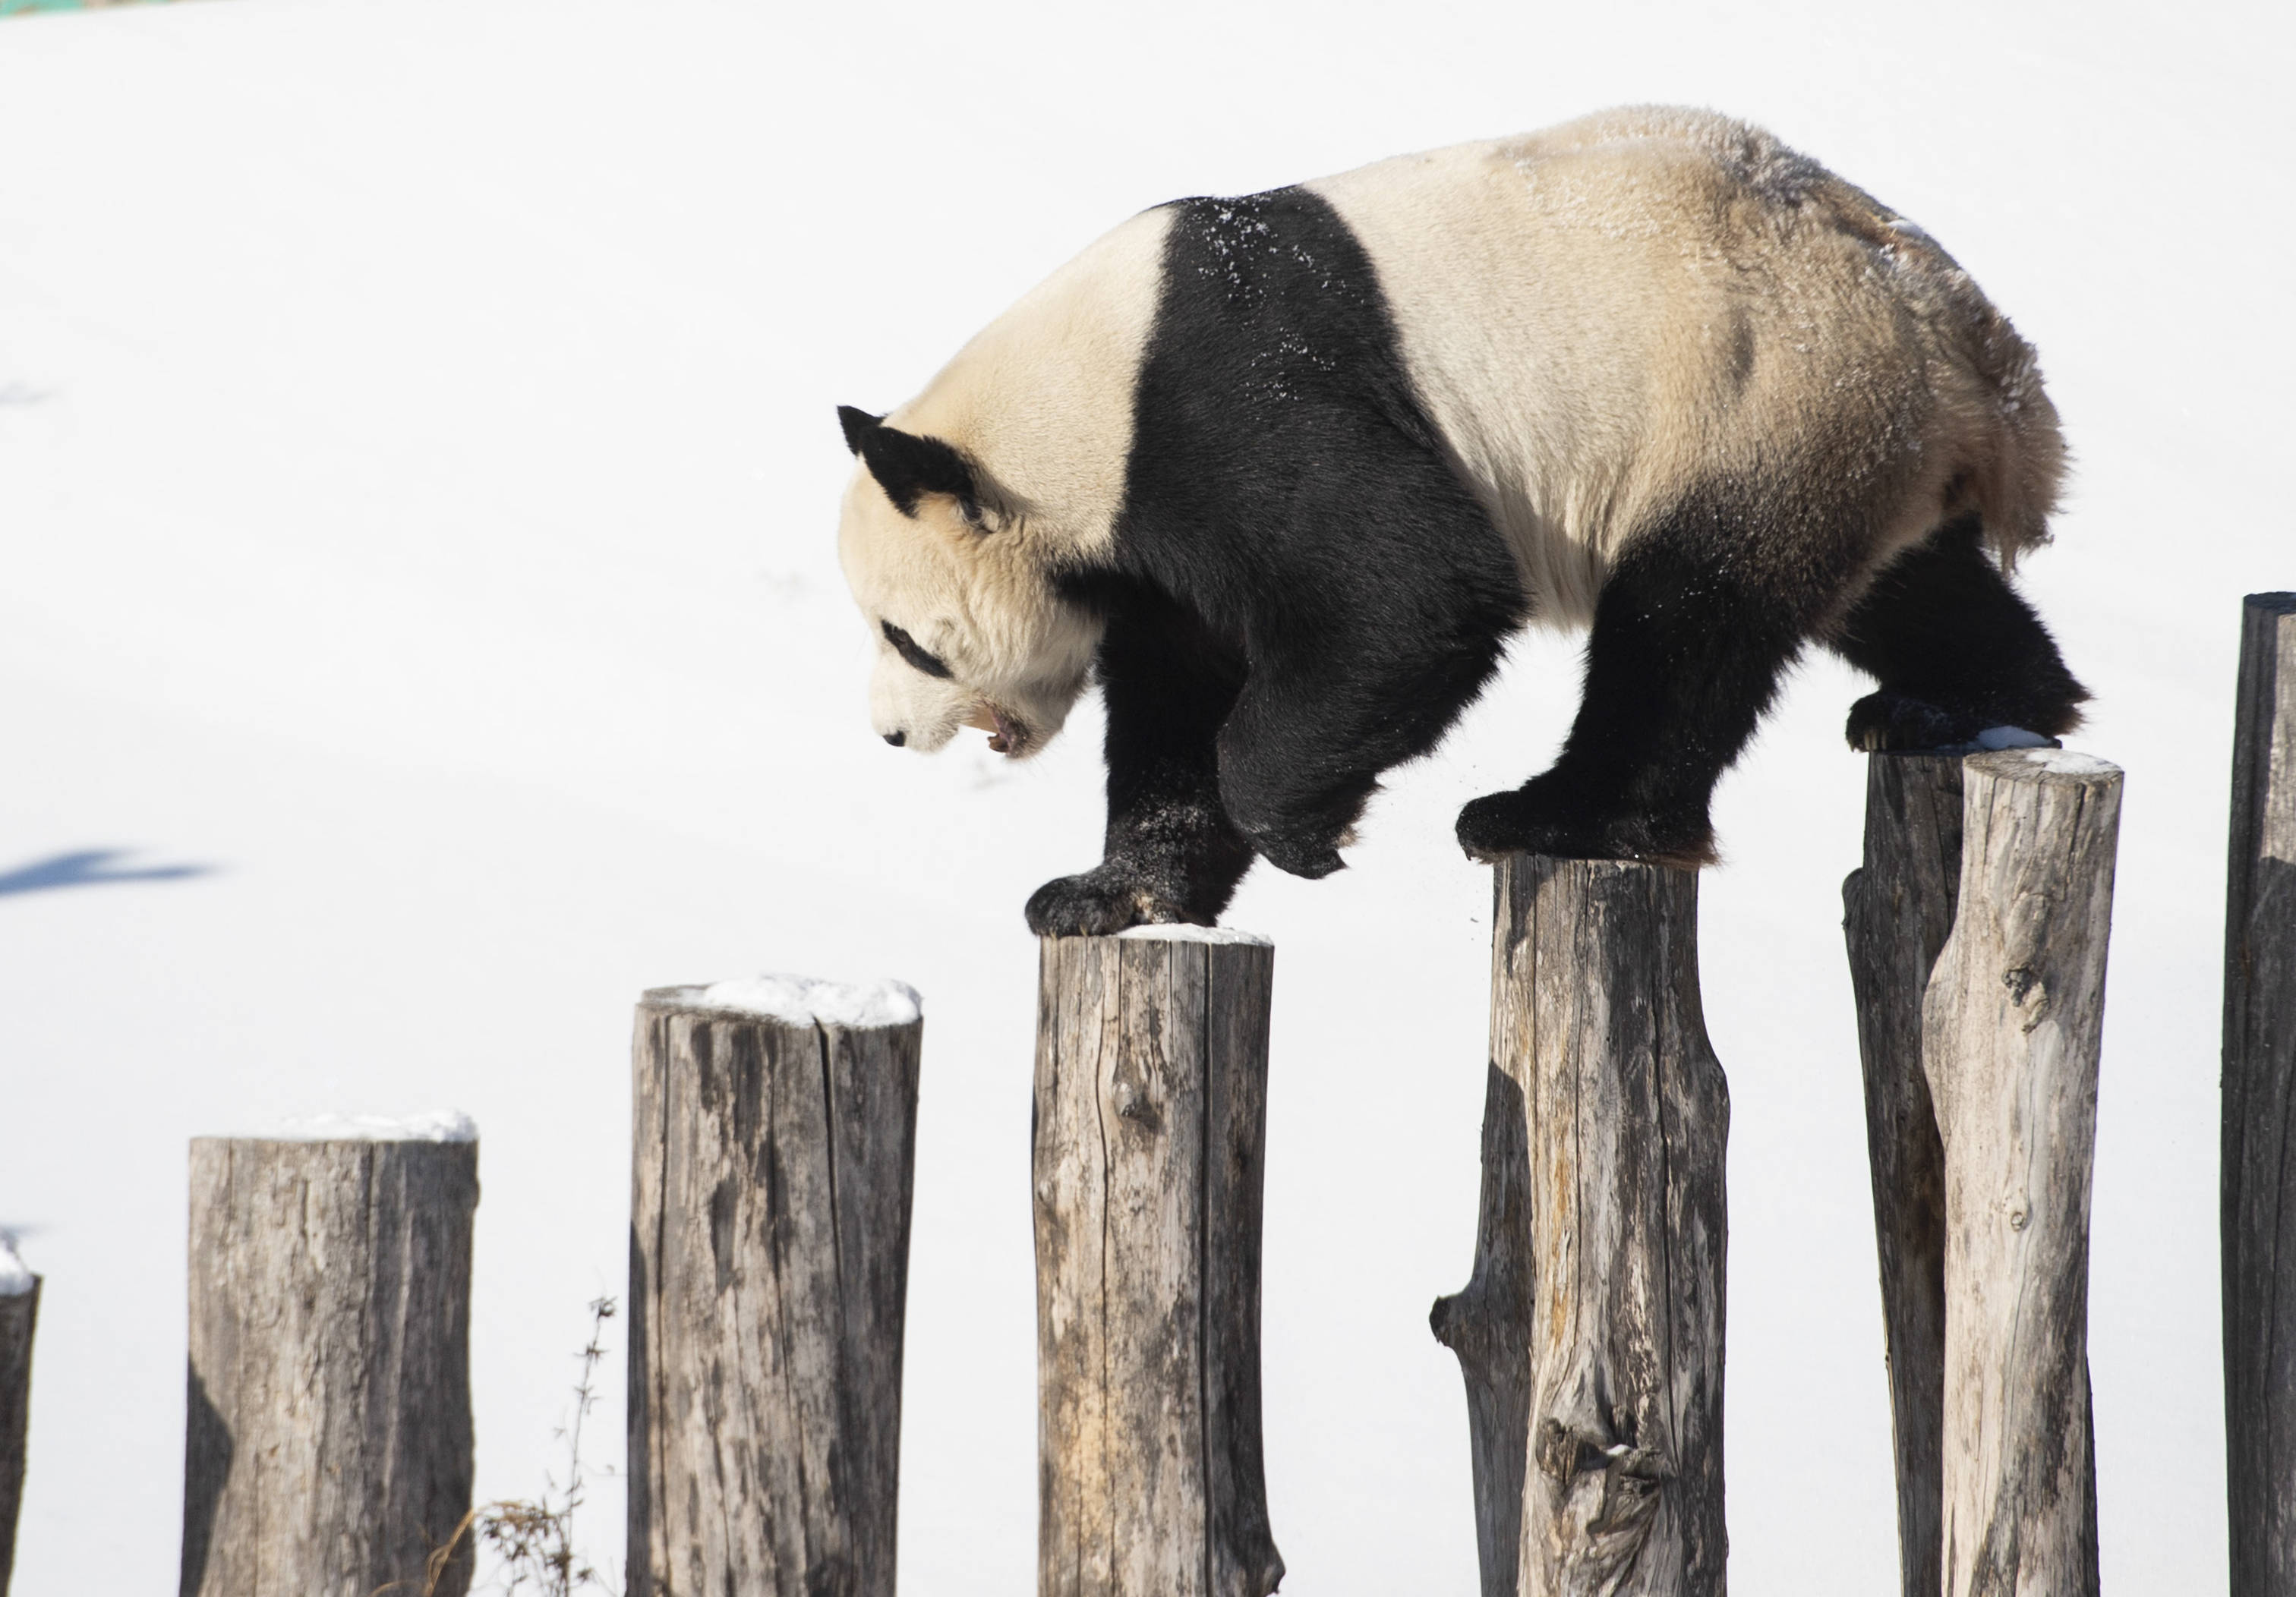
[0,849,211,899]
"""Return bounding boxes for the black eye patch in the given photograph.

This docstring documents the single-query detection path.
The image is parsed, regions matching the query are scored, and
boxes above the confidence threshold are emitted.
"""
[881,620,954,680]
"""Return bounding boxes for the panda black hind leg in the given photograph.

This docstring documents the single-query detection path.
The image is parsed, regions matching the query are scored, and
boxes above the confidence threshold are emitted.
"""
[1456,513,1812,868]
[1829,515,2089,751]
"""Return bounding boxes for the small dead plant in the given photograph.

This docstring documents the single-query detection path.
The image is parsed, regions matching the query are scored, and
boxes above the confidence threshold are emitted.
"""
[424,1296,619,1597]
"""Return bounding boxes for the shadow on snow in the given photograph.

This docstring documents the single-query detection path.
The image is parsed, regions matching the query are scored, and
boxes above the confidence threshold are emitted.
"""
[0,848,213,898]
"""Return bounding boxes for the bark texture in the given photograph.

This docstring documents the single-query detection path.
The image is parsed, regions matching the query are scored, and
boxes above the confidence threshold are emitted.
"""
[627,991,922,1597]
[2225,592,2296,1597]
[0,1277,36,1597]
[181,1136,478,1597]
[1033,933,1284,1597]
[1842,754,1961,1597]
[1433,857,1729,1597]
[1926,750,2119,1597]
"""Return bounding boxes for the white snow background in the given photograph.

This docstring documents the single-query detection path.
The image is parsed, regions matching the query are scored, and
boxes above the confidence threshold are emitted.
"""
[0,0,2285,1588]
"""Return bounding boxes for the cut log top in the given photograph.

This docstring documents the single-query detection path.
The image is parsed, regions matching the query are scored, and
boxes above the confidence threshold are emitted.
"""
[645,973,922,1028]
[213,1109,478,1144]
[1968,746,2121,785]
[1110,924,1274,947]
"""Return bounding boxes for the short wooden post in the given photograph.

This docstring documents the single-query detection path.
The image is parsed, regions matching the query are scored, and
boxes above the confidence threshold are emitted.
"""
[181,1121,479,1597]
[0,1243,38,1597]
[2225,591,2296,1595]
[1433,857,1729,1597]
[1033,928,1284,1597]
[628,977,923,1597]
[1927,748,2119,1597]
[1841,754,1961,1597]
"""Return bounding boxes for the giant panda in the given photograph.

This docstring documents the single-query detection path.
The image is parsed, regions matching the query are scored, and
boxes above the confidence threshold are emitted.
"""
[834,106,2086,937]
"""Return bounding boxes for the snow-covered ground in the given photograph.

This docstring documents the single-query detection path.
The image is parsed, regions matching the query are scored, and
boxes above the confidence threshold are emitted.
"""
[0,0,2284,1589]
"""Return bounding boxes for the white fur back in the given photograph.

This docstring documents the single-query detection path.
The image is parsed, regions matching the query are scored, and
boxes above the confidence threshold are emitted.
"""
[1312,107,2063,624]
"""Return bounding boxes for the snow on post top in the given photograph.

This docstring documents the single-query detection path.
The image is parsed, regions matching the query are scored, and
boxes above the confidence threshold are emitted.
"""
[666,975,923,1028]
[264,1110,479,1143]
[1116,924,1273,947]
[1992,747,2120,780]
[2019,748,2119,778]
[0,1236,36,1296]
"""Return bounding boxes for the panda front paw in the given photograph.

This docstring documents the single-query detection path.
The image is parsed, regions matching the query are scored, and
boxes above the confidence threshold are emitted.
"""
[1456,777,1716,868]
[1026,864,1200,937]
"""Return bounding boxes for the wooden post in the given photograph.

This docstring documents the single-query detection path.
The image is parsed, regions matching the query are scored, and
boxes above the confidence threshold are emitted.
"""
[1433,856,1729,1597]
[1926,748,2119,1597]
[1841,754,1961,1597]
[2225,591,2296,1596]
[0,1245,37,1597]
[1033,928,1284,1597]
[181,1121,479,1597]
[628,977,922,1597]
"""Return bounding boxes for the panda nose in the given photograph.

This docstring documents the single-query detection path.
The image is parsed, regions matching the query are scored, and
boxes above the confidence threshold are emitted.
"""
[883,731,906,747]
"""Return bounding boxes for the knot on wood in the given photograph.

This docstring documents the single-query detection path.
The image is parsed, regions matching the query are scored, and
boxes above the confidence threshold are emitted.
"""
[1111,1076,1161,1129]
[1536,1418,1673,1542]
[1534,1417,1672,1488]
[1427,1291,1462,1350]
[2000,962,2054,1032]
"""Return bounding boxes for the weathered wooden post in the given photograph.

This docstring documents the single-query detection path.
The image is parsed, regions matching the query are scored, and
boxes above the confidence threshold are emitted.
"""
[628,975,922,1597]
[0,1239,37,1597]
[2225,591,2296,1596]
[1928,748,2119,1596]
[181,1115,479,1597]
[1847,746,2121,1595]
[1842,754,1960,1597]
[1033,927,1284,1597]
[1433,856,1729,1597]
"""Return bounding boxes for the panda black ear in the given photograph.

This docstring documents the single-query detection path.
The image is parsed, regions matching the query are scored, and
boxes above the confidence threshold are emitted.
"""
[853,419,982,523]
[837,405,883,455]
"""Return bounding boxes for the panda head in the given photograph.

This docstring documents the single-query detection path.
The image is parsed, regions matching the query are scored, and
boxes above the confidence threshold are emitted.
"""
[835,405,1102,760]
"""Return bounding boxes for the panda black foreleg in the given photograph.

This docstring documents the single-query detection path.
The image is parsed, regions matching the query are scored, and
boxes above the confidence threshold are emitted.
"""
[1023,586,1254,937]
[1216,613,1516,879]
[1828,515,2089,751]
[1456,534,1807,866]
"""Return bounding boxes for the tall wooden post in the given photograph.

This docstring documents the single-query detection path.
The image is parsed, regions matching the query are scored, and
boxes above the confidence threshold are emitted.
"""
[1033,927,1284,1597]
[628,977,922,1597]
[0,1245,37,1597]
[1433,857,1729,1597]
[181,1124,479,1597]
[1927,748,2119,1597]
[1847,747,2121,1596]
[1842,754,1961,1597]
[2225,591,2296,1596]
